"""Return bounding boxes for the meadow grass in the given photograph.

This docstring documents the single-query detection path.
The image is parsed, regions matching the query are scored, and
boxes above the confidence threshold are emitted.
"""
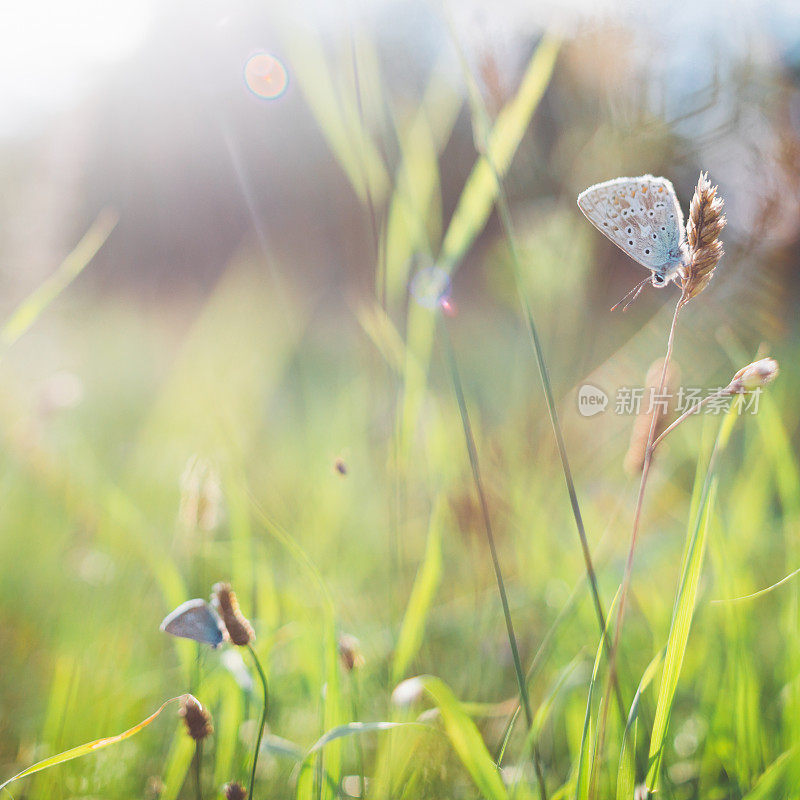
[0,19,798,800]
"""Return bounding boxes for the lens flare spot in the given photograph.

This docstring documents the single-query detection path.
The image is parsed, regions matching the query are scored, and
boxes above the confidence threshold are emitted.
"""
[244,53,288,99]
[440,297,458,316]
[410,265,451,310]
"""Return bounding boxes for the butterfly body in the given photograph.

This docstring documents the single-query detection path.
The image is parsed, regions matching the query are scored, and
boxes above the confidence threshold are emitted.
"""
[577,175,687,288]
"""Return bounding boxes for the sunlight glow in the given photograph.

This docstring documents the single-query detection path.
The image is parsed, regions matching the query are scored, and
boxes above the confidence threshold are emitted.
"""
[0,0,155,136]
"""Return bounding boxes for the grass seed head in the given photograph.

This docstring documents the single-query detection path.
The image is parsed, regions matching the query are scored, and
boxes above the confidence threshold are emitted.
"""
[391,677,424,707]
[681,171,726,305]
[179,455,222,532]
[179,694,213,741]
[338,634,365,672]
[224,782,248,800]
[212,582,255,646]
[726,357,779,393]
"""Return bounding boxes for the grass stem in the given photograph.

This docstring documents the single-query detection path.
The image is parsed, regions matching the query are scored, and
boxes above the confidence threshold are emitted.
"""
[652,393,721,450]
[351,679,366,800]
[442,325,547,800]
[594,290,684,794]
[488,160,627,726]
[194,740,203,800]
[441,14,622,723]
[247,644,270,800]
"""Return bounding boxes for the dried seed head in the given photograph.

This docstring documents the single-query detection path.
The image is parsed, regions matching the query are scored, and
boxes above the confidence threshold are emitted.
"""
[179,694,213,741]
[624,358,679,474]
[212,583,255,646]
[338,634,365,672]
[726,358,779,393]
[179,455,222,532]
[224,782,248,800]
[391,677,424,707]
[681,172,726,305]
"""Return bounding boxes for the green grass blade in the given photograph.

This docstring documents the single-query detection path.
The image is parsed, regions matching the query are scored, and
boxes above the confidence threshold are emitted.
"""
[532,656,584,741]
[392,495,445,683]
[1,209,117,349]
[0,695,183,793]
[397,36,559,468]
[437,36,559,272]
[29,655,80,796]
[575,588,620,800]
[357,301,408,374]
[295,727,381,800]
[741,746,800,800]
[420,676,510,800]
[576,717,594,800]
[646,405,740,791]
[384,58,460,305]
[616,649,664,800]
[213,677,246,788]
[307,721,425,754]
[248,497,343,799]
[449,22,624,726]
[277,21,388,205]
[510,655,583,787]
[262,734,305,762]
[159,725,196,800]
[755,392,800,521]
[714,566,800,604]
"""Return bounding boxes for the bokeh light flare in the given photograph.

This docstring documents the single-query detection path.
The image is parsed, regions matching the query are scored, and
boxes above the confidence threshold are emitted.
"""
[244,52,288,99]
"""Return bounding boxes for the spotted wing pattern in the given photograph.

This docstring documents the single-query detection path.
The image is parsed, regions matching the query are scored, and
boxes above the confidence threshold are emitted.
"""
[577,175,686,275]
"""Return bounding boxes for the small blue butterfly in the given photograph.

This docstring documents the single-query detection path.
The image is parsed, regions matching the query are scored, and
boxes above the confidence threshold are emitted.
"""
[578,176,688,300]
[160,599,224,647]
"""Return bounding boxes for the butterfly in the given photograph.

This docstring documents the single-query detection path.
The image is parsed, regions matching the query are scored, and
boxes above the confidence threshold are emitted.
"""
[577,175,688,308]
[160,598,224,647]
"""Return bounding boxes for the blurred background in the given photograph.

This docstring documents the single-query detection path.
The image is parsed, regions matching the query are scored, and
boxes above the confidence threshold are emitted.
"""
[1,0,800,797]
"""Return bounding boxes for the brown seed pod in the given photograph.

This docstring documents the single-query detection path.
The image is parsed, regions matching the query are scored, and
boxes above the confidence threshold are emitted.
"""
[212,583,255,646]
[179,694,213,741]
[338,634,365,672]
[224,782,248,800]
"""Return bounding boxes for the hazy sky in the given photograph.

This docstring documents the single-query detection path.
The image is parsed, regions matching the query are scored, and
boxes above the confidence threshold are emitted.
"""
[2,0,799,140]
[0,0,157,137]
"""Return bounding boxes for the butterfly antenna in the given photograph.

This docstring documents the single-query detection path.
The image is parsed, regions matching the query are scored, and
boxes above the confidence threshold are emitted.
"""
[610,275,650,312]
[621,281,647,311]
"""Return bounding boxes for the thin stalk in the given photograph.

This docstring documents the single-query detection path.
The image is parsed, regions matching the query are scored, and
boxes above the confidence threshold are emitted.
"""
[652,391,729,450]
[488,160,626,725]
[194,740,203,800]
[351,677,366,799]
[594,291,684,795]
[613,295,683,660]
[348,24,383,308]
[247,644,270,800]
[442,326,547,800]
[442,13,622,722]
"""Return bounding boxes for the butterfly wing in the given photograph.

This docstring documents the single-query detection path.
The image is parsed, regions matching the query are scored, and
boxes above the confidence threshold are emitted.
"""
[577,175,685,275]
[160,599,224,647]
